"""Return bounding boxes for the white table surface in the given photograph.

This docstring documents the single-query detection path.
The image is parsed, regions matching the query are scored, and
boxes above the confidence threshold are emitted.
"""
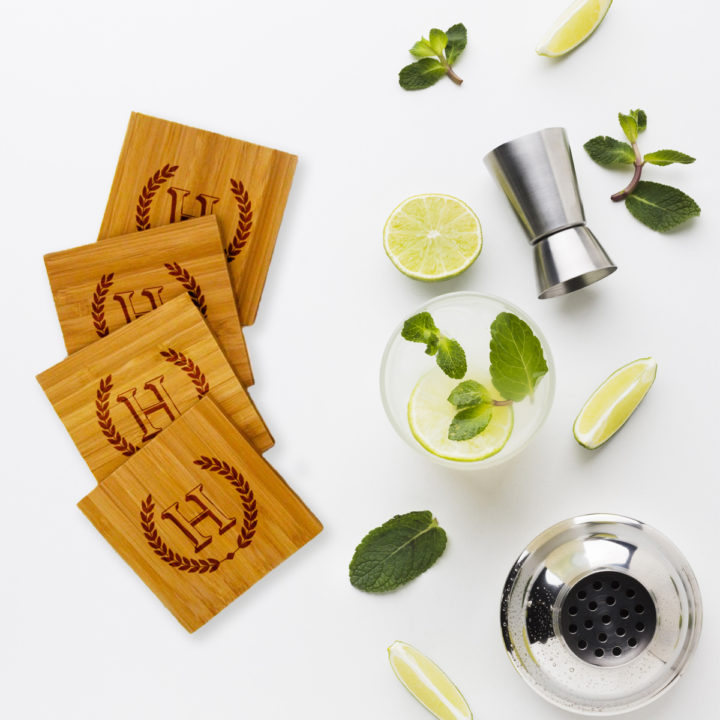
[2,1,718,717]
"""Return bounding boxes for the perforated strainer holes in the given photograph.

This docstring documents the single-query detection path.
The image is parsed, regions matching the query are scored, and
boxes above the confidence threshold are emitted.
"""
[559,571,657,667]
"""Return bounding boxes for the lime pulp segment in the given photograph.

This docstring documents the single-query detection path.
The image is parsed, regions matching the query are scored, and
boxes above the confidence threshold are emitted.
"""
[388,641,473,720]
[573,357,657,449]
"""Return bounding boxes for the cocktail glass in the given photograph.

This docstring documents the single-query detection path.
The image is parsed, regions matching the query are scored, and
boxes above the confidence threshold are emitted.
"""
[380,292,555,470]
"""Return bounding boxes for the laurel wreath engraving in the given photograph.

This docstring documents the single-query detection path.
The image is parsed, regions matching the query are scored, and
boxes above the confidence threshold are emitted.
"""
[140,456,257,574]
[92,273,115,339]
[193,456,258,548]
[141,496,221,573]
[159,348,210,398]
[225,178,253,263]
[164,262,207,316]
[136,163,179,231]
[96,375,138,456]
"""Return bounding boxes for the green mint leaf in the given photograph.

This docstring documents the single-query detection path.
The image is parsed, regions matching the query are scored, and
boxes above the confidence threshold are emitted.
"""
[399,58,446,90]
[618,112,638,143]
[584,136,635,166]
[349,511,447,593]
[436,337,467,379]
[428,28,448,55]
[643,149,696,166]
[630,109,647,132]
[448,380,490,408]
[448,403,492,441]
[445,23,467,65]
[625,181,701,232]
[409,38,436,58]
[490,312,548,402]
[401,312,439,346]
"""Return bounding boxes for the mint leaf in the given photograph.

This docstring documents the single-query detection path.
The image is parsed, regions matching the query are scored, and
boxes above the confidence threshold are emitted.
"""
[428,28,448,55]
[644,149,696,166]
[409,38,436,58]
[445,23,467,64]
[436,337,467,379]
[490,312,548,402]
[448,380,490,408]
[399,58,446,90]
[630,109,647,132]
[402,312,439,346]
[584,136,635,166]
[618,112,638,143]
[349,511,447,593]
[625,181,701,232]
[449,403,492,441]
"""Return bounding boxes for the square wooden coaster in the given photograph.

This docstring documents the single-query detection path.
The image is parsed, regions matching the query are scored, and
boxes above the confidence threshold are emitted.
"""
[45,215,253,387]
[78,396,322,632]
[37,293,273,482]
[98,112,297,325]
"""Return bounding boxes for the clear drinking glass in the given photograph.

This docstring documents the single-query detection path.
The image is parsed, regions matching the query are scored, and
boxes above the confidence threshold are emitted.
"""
[379,292,555,470]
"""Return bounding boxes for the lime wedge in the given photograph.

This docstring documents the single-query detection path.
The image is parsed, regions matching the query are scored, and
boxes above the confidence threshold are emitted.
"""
[388,641,473,720]
[384,194,482,281]
[536,0,613,57]
[408,368,513,462]
[574,358,657,450]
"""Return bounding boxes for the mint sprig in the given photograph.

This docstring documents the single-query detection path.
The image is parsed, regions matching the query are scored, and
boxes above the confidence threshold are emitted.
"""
[349,511,447,593]
[584,108,700,232]
[401,312,467,379]
[399,23,466,90]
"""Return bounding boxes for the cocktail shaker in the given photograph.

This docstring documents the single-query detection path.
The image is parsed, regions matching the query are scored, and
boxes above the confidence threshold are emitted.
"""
[500,514,702,714]
[484,128,616,298]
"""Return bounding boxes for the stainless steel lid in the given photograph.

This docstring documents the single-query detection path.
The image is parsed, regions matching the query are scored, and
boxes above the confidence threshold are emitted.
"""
[500,514,702,715]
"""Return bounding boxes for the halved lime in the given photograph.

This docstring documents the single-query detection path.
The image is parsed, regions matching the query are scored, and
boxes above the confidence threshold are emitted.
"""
[384,194,482,281]
[408,368,513,462]
[536,0,613,57]
[388,640,473,720]
[573,357,657,450]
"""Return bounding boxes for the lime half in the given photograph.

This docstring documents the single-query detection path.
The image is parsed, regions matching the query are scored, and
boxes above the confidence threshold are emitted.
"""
[536,0,613,57]
[408,368,513,462]
[388,641,473,720]
[384,194,482,281]
[574,357,657,450]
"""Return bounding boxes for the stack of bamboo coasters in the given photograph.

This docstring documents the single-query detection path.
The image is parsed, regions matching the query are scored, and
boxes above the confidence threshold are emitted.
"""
[37,113,322,632]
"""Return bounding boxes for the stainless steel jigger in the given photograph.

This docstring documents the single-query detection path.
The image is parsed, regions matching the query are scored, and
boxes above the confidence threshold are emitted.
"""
[484,127,617,299]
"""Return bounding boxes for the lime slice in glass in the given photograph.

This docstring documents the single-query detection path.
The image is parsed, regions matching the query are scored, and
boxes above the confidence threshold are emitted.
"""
[408,368,513,462]
[383,194,482,281]
[536,0,613,57]
[388,641,473,720]
[574,357,657,449]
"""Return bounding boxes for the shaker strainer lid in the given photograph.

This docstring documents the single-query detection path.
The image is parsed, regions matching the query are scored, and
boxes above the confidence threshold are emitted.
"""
[500,514,702,715]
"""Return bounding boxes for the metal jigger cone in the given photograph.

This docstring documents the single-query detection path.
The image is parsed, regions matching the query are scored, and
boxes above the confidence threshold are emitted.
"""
[484,127,616,298]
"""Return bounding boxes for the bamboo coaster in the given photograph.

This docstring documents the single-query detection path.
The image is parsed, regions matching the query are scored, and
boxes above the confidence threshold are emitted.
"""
[78,396,322,632]
[37,293,273,482]
[44,216,253,387]
[98,112,297,325]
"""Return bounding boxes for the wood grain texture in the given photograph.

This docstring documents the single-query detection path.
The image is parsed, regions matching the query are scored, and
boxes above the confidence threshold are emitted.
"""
[44,216,253,387]
[78,396,322,632]
[37,293,272,482]
[98,113,297,325]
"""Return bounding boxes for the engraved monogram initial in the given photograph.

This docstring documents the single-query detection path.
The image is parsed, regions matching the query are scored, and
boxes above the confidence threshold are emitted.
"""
[161,484,236,553]
[115,375,179,442]
[112,286,165,323]
[166,187,220,223]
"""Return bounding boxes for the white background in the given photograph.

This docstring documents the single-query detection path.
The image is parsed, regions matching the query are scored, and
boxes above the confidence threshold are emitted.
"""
[1,1,718,717]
